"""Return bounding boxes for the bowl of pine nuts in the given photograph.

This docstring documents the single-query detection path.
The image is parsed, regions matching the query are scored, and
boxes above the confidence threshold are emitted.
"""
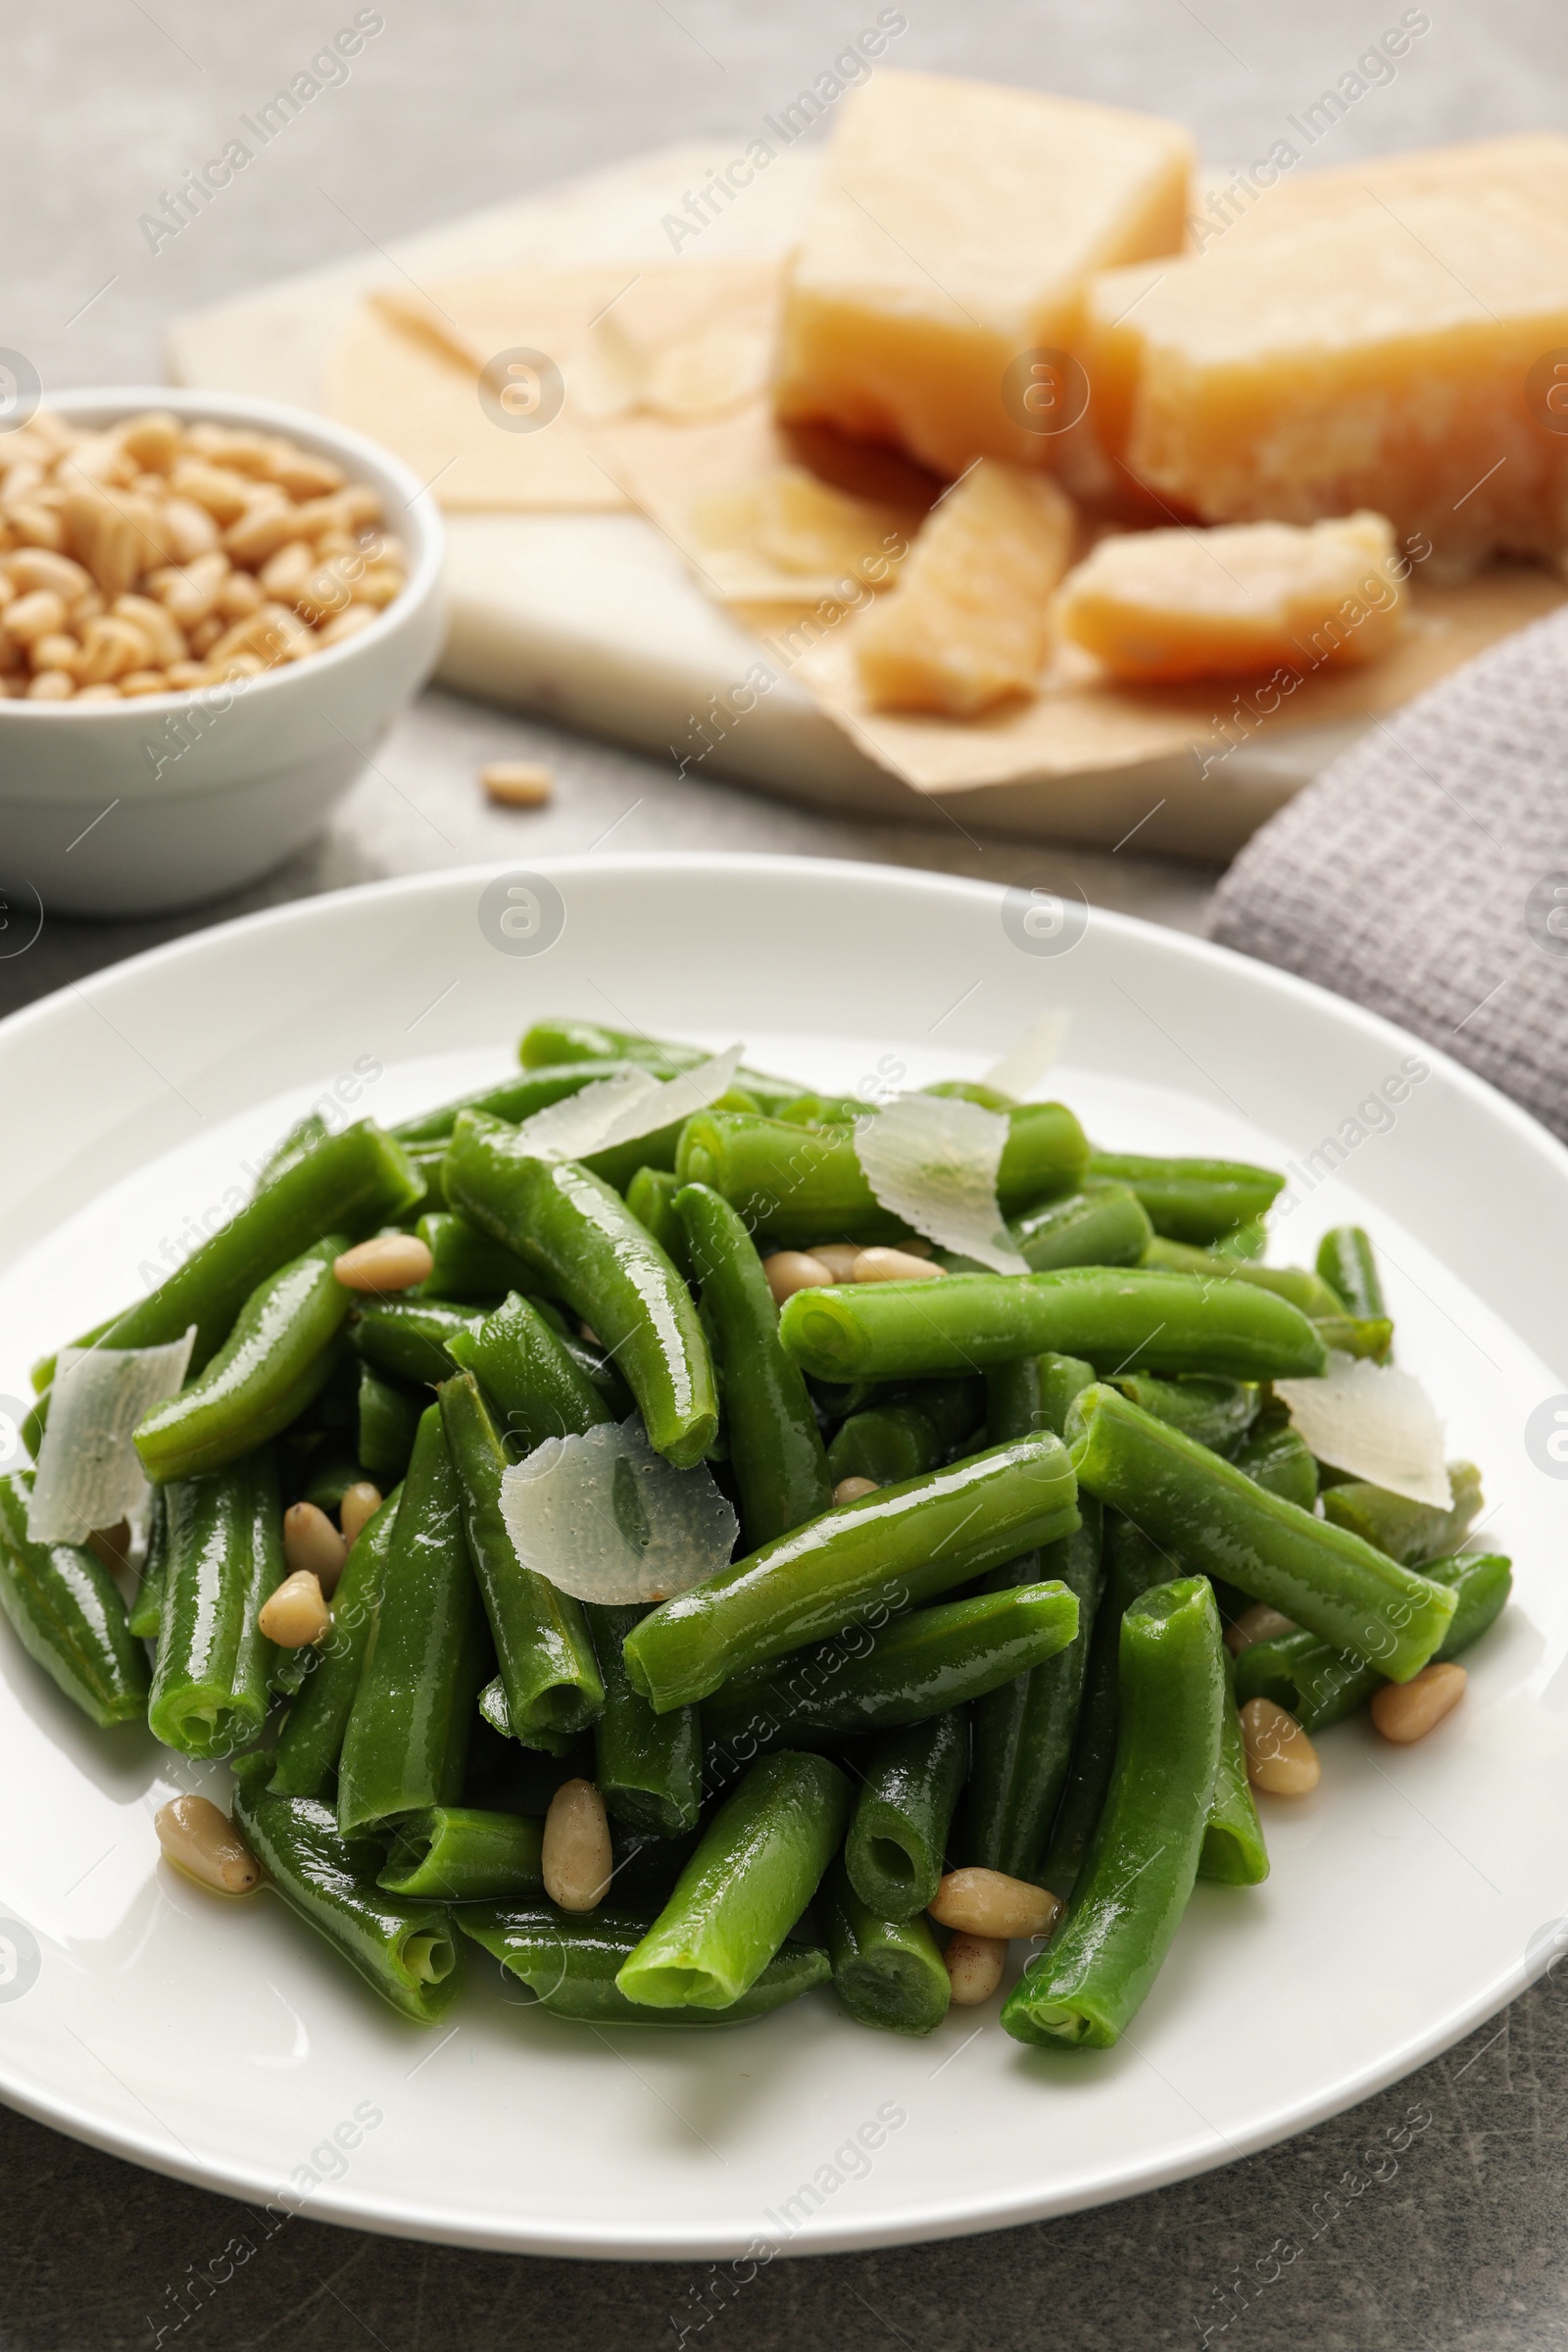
[0,386,445,917]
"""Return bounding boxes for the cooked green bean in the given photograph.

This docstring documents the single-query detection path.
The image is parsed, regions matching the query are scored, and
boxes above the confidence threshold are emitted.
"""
[617,1750,850,2010]
[416,1211,536,1302]
[1004,1577,1226,2048]
[779,1266,1328,1386]
[269,1488,400,1797]
[1230,1408,1319,1510]
[626,1165,693,1277]
[1199,1662,1269,1886]
[1320,1462,1482,1564]
[675,1181,831,1546]
[1087,1152,1284,1245]
[826,1379,982,1489]
[445,1112,716,1468]
[439,1372,603,1744]
[337,1406,489,1830]
[148,1448,283,1757]
[1311,1314,1395,1362]
[234,1785,463,2025]
[446,1291,612,1456]
[588,1601,702,1837]
[1010,1181,1152,1272]
[821,1860,951,2035]
[1043,1517,1172,1886]
[462,1900,829,2024]
[845,1710,968,1917]
[1142,1237,1344,1319]
[0,1472,150,1727]
[354,1299,480,1390]
[1068,1384,1456,1681]
[624,1433,1079,1714]
[516,1017,806,1118]
[1110,1373,1258,1452]
[1039,1352,1097,1439]
[1316,1225,1387,1321]
[358,1365,423,1482]
[126,1483,168,1640]
[392,1061,644,1146]
[378,1806,545,1901]
[1234,1550,1512,1732]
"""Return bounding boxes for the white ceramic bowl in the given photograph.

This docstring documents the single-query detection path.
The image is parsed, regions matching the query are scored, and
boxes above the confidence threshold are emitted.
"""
[0,386,445,918]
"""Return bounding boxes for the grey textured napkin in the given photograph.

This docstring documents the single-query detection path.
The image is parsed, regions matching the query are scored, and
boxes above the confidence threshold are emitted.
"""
[1208,605,1568,1143]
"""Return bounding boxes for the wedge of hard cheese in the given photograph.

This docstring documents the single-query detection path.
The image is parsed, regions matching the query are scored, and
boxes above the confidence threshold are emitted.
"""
[851,463,1076,713]
[1055,514,1406,683]
[1081,195,1568,567]
[1193,131,1568,251]
[774,72,1193,478]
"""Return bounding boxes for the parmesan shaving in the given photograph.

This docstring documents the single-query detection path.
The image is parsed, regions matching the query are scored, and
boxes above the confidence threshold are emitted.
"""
[512,1046,744,1164]
[499,1415,737,1605]
[855,1095,1028,1276]
[27,1329,196,1545]
[982,1009,1073,1101]
[1275,1353,1453,1509]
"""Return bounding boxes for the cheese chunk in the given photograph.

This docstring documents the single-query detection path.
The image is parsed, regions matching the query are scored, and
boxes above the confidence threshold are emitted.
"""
[1081,196,1568,566]
[774,73,1193,478]
[851,464,1076,713]
[1198,131,1568,249]
[688,467,913,602]
[1055,513,1405,683]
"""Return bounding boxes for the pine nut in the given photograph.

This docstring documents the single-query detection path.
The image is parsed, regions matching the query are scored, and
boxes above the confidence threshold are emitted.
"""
[258,1566,332,1645]
[224,498,305,566]
[4,588,67,644]
[78,615,152,683]
[30,633,82,676]
[26,669,74,699]
[161,496,220,564]
[156,1795,262,1895]
[119,670,170,697]
[7,504,67,552]
[928,1866,1061,1940]
[1240,1697,1321,1794]
[120,412,182,473]
[259,539,315,599]
[763,1249,835,1305]
[113,592,187,669]
[1225,1601,1298,1657]
[317,604,376,648]
[542,1778,613,1912]
[833,1476,881,1505]
[339,1482,383,1547]
[1370,1660,1466,1744]
[75,682,124,702]
[268,449,345,500]
[810,1244,864,1280]
[9,549,91,600]
[349,564,404,608]
[855,1248,945,1283]
[148,550,228,626]
[333,1234,434,1294]
[480,760,555,808]
[215,568,264,620]
[171,459,253,524]
[945,1932,1006,2006]
[281,1502,348,1594]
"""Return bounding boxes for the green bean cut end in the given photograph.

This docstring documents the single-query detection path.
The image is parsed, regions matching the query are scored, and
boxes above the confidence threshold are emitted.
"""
[402,1930,458,1985]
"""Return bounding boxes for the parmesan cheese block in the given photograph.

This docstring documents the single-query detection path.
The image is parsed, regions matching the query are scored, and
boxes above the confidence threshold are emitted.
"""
[774,73,1193,478]
[1192,131,1568,252]
[1081,196,1568,567]
[1055,513,1406,683]
[850,463,1076,713]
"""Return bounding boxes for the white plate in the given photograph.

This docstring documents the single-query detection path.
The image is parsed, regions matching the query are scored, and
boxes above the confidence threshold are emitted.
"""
[1,854,1566,2261]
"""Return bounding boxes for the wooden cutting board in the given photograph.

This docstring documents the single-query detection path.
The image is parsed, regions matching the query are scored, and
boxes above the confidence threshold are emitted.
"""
[168,139,1560,858]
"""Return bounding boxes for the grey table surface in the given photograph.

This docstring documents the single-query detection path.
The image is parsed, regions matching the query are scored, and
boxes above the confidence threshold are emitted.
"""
[7,3,1568,2345]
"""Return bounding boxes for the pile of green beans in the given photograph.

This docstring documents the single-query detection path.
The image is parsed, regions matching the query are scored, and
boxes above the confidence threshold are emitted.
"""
[8,1029,1507,2060]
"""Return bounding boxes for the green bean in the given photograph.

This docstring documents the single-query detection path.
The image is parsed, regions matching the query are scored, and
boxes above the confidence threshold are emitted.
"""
[392,1061,645,1146]
[268,1489,400,1797]
[134,1238,353,1483]
[1043,1517,1171,1886]
[0,1472,150,1727]
[446,1292,612,1456]
[126,1484,168,1640]
[1110,1373,1258,1452]
[623,1433,1079,1713]
[1199,1662,1269,1886]
[147,1448,282,1757]
[845,1711,968,1917]
[1087,1152,1284,1245]
[703,1584,1078,1755]
[1234,1550,1512,1732]
[675,1102,1089,1248]
[964,1504,1104,1882]
[516,1017,806,1116]
[1230,1409,1319,1510]
[1310,1314,1395,1362]
[826,1379,982,1489]
[1213,1218,1268,1261]
[1316,1225,1387,1321]
[258,1110,330,1184]
[377,1806,545,1901]
[416,1211,536,1302]
[336,1406,489,1830]
[476,1674,574,1754]
[233,1785,463,2025]
[1004,1577,1226,2049]
[358,1366,423,1482]
[1067,1384,1455,1681]
[439,1372,603,1743]
[1010,1181,1153,1272]
[354,1299,481,1389]
[1142,1237,1344,1319]
[461,1901,829,2024]
[779,1266,1328,1386]
[676,1182,831,1546]
[775,1092,865,1128]
[821,1860,951,2035]
[1039,1353,1097,1439]
[616,1750,851,2010]
[296,1446,362,1516]
[445,1112,716,1468]
[1320,1462,1482,1564]
[626,1166,693,1278]
[588,1602,702,1837]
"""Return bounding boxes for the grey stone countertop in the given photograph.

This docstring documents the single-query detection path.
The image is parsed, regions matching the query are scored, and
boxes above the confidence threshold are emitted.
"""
[6,1,1568,2343]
